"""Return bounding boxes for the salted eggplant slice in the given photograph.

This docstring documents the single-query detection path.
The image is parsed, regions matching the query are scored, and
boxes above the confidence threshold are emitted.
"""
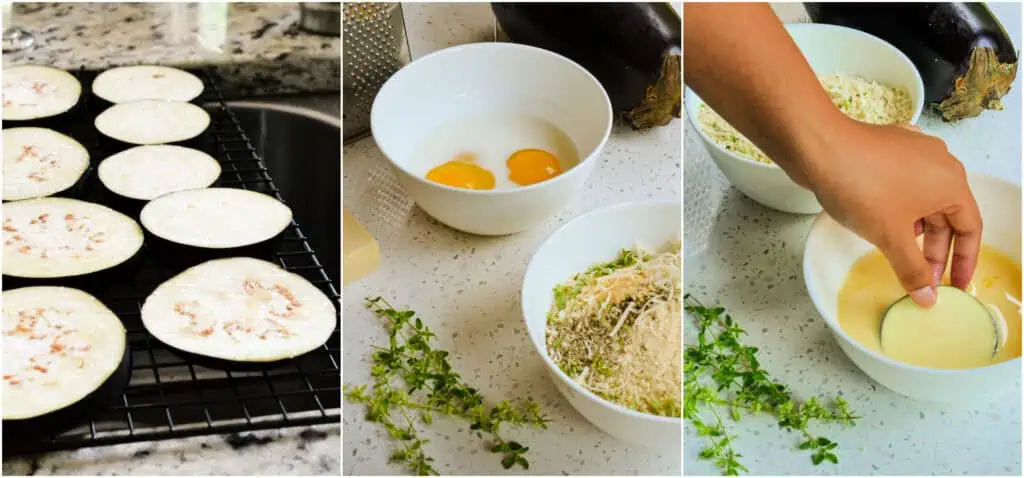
[1,287,128,427]
[2,198,144,288]
[92,65,204,104]
[139,188,292,265]
[2,65,82,122]
[94,100,210,145]
[97,145,221,213]
[3,127,90,202]
[141,257,337,367]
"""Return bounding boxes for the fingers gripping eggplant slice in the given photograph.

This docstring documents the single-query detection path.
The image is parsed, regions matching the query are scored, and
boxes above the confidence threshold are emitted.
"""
[2,287,129,435]
[492,2,682,129]
[806,3,1019,122]
[141,257,337,368]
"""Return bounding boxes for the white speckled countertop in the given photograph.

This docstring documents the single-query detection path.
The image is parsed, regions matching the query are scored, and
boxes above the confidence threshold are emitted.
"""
[342,3,681,475]
[1,2,339,97]
[683,3,1022,475]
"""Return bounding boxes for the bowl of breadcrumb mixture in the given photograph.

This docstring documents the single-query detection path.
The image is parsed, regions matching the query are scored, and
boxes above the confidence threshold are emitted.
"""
[685,23,924,214]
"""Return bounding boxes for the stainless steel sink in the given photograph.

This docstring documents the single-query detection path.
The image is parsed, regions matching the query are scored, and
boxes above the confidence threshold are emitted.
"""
[221,97,341,286]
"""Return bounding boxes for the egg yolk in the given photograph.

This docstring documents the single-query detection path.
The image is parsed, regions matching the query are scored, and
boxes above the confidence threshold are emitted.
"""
[425,157,496,190]
[507,149,563,186]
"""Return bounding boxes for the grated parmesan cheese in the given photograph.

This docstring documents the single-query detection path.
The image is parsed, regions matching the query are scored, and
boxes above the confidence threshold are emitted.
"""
[697,73,915,165]
[545,242,681,417]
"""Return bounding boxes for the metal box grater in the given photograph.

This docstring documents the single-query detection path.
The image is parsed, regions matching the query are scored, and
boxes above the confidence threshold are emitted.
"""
[343,2,411,143]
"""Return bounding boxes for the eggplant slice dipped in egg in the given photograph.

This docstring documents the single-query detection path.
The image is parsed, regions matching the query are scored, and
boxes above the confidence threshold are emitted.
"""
[2,198,145,291]
[3,127,90,202]
[2,65,82,123]
[141,257,337,369]
[1,287,129,437]
[139,187,293,266]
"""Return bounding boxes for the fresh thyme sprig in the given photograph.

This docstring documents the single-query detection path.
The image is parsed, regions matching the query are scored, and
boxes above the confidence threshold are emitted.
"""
[344,297,550,475]
[684,294,860,475]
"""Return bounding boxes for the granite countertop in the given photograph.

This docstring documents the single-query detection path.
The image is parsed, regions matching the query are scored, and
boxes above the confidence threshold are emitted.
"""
[2,2,339,97]
[683,3,1022,475]
[342,3,681,475]
[1,425,340,476]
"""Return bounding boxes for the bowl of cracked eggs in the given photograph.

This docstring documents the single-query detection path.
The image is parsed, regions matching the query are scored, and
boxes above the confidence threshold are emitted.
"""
[371,42,613,235]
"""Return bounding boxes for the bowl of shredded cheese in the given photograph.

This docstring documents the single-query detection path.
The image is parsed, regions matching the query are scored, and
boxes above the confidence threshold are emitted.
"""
[685,23,925,214]
[521,200,681,449]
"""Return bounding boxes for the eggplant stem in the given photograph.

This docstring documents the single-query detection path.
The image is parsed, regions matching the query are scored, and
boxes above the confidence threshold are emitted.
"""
[626,54,682,130]
[937,47,1018,122]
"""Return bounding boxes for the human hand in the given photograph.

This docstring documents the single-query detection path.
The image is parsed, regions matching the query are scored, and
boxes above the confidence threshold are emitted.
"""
[801,119,983,307]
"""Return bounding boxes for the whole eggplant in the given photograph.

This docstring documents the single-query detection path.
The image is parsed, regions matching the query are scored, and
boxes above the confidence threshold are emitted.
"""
[805,2,1019,122]
[492,3,681,129]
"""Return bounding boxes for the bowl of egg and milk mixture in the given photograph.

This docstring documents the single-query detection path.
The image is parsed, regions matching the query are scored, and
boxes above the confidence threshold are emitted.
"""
[804,173,1021,403]
[370,42,612,235]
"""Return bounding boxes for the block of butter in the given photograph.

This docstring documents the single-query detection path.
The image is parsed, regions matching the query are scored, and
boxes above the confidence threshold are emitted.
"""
[343,210,380,286]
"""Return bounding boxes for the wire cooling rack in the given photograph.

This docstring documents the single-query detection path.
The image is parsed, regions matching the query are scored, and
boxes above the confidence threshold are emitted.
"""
[2,69,341,456]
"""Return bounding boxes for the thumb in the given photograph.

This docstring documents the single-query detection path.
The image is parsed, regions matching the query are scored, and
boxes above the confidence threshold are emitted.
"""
[878,231,937,307]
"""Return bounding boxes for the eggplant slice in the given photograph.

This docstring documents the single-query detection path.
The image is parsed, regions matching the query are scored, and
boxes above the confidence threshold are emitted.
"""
[2,198,145,289]
[92,65,204,104]
[98,145,222,210]
[1,287,129,433]
[881,285,1001,369]
[493,3,682,129]
[94,100,211,145]
[140,188,293,265]
[806,3,1019,122]
[2,65,82,122]
[141,257,337,367]
[3,127,90,202]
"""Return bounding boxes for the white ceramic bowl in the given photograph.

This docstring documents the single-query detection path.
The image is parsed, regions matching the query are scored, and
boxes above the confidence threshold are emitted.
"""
[371,42,613,235]
[521,200,681,449]
[685,23,926,215]
[804,173,1021,403]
